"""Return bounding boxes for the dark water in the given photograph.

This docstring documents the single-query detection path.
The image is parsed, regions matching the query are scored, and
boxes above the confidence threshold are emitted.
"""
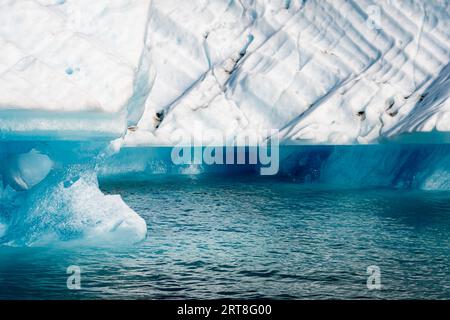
[0,175,449,299]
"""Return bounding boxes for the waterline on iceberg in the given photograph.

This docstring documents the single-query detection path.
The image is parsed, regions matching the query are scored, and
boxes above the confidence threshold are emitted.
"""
[99,144,450,191]
[1,142,449,247]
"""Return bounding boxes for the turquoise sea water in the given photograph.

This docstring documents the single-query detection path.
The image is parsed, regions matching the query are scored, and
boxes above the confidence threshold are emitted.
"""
[0,174,449,299]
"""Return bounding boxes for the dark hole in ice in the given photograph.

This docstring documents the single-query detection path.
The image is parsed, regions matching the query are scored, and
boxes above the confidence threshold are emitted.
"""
[154,111,165,129]
[419,93,428,102]
[388,110,399,117]
[357,111,366,120]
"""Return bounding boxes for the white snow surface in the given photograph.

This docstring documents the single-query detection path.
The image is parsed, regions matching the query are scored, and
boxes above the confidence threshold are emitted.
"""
[1,0,449,144]
[0,0,152,139]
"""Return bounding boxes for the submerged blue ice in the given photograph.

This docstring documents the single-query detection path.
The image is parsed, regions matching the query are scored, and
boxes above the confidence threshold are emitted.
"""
[0,141,147,246]
[99,144,450,190]
[1,141,450,246]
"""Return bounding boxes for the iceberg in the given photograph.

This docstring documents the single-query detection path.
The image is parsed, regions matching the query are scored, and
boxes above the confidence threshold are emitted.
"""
[0,0,449,245]
[1,0,449,141]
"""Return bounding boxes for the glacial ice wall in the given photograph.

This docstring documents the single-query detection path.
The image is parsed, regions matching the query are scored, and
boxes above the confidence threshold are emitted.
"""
[0,0,449,245]
[128,0,450,145]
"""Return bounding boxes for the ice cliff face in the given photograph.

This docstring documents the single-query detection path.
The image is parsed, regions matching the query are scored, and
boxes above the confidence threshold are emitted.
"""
[0,0,448,144]
[130,0,450,145]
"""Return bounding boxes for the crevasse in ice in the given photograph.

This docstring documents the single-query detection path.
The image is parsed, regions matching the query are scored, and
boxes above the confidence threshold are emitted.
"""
[0,0,449,245]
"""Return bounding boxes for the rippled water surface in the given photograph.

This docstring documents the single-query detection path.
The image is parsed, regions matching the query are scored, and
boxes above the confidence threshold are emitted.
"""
[0,175,449,299]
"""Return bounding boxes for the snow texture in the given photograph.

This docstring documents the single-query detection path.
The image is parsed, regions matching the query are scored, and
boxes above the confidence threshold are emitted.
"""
[0,0,448,144]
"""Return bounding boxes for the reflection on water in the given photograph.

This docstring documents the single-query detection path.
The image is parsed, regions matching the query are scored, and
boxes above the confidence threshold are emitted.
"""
[0,175,449,299]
